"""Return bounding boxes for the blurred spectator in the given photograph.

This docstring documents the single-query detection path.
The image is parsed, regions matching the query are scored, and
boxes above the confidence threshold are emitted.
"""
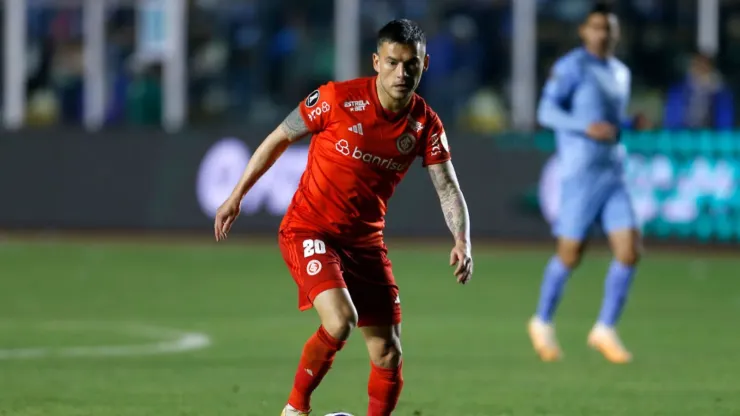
[126,63,162,126]
[10,0,740,130]
[663,52,734,130]
[627,88,664,128]
[53,39,84,125]
[461,87,509,133]
[421,14,485,125]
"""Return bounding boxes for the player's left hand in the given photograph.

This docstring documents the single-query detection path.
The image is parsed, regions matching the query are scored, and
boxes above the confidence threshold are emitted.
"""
[450,242,473,284]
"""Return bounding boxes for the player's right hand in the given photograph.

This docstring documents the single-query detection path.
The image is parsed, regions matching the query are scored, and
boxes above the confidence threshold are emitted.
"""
[586,122,617,141]
[214,196,242,242]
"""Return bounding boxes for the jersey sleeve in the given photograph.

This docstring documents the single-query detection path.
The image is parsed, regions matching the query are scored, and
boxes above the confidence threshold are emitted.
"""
[541,58,580,104]
[419,110,451,167]
[537,56,589,132]
[298,82,337,133]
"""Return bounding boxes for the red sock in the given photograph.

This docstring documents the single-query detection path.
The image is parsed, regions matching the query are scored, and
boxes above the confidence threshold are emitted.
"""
[367,361,404,416]
[287,326,345,412]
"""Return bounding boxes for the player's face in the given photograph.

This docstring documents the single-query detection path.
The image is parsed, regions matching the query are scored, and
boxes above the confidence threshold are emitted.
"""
[689,55,713,80]
[373,41,429,102]
[580,13,619,56]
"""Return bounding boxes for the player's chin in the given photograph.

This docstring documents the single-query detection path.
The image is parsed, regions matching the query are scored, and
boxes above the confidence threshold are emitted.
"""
[391,87,413,99]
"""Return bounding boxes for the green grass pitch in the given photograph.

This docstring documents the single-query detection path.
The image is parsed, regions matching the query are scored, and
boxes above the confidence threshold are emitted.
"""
[0,237,738,415]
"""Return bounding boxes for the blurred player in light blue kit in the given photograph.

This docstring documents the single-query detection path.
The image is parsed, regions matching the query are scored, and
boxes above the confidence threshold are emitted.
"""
[528,2,641,364]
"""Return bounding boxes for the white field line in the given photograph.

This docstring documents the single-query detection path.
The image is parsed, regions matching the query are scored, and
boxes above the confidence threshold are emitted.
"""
[0,321,211,359]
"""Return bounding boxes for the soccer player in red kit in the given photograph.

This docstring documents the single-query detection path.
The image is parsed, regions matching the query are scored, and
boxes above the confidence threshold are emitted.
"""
[213,19,473,416]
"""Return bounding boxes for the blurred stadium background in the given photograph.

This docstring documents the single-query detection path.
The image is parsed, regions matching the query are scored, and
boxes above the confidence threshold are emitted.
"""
[1,1,739,415]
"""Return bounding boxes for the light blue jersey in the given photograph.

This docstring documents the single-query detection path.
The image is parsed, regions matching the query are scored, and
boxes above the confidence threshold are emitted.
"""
[538,47,637,240]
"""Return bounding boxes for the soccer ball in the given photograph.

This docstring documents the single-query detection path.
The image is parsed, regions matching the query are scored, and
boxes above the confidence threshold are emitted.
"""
[324,413,354,416]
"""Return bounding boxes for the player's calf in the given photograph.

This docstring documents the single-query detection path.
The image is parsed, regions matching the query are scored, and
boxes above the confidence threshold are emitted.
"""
[600,229,640,328]
[362,325,403,416]
[589,228,641,363]
[287,324,347,413]
[529,238,585,361]
[286,289,357,413]
[364,327,402,369]
[532,238,583,325]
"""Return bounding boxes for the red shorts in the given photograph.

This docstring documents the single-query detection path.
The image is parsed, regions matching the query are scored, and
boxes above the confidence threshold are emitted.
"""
[278,228,401,327]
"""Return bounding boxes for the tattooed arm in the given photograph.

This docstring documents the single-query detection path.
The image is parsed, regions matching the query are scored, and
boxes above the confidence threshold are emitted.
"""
[214,107,311,240]
[428,161,473,283]
[229,106,310,201]
[429,161,470,245]
[278,106,313,141]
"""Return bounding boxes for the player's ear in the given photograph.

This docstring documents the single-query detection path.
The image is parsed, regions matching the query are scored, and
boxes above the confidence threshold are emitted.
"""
[578,22,586,41]
[423,54,430,72]
[372,52,380,73]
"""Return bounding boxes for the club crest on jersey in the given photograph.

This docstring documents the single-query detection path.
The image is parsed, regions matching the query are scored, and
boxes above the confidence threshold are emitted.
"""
[396,133,417,155]
[305,90,320,108]
[306,259,322,276]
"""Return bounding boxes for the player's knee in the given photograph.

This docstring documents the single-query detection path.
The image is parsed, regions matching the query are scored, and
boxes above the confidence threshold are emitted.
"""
[614,244,641,266]
[321,307,358,341]
[368,336,402,369]
[314,289,358,340]
[609,229,642,266]
[557,246,583,269]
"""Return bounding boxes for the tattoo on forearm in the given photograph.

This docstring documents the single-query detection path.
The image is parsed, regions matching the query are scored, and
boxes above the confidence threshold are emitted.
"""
[279,106,310,140]
[429,163,470,243]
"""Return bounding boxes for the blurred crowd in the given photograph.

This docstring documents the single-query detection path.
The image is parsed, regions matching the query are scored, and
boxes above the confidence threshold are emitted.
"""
[3,0,740,132]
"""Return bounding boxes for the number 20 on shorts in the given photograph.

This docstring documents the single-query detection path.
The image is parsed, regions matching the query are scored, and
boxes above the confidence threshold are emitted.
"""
[303,239,326,258]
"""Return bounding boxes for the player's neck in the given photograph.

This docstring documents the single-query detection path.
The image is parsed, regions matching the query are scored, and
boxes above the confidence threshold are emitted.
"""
[375,77,412,113]
[584,45,612,60]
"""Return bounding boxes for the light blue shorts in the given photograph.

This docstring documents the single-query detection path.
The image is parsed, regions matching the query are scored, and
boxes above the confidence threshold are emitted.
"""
[554,181,637,241]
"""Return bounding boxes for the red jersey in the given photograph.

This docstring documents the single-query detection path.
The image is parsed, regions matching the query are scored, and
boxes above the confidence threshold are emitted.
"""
[280,76,451,247]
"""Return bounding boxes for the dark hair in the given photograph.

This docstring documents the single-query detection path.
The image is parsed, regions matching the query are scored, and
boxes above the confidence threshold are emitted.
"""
[587,1,615,19]
[377,19,426,48]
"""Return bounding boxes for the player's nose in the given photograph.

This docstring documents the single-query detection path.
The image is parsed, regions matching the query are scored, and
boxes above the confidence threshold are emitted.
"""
[394,64,407,78]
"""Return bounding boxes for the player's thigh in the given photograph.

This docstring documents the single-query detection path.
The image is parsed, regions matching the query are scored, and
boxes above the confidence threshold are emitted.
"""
[279,231,351,310]
[360,324,402,369]
[340,246,402,328]
[601,187,642,265]
[555,183,604,243]
[600,185,638,236]
[279,231,359,338]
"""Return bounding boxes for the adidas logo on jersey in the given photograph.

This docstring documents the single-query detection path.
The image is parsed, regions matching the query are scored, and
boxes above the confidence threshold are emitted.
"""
[348,123,364,135]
